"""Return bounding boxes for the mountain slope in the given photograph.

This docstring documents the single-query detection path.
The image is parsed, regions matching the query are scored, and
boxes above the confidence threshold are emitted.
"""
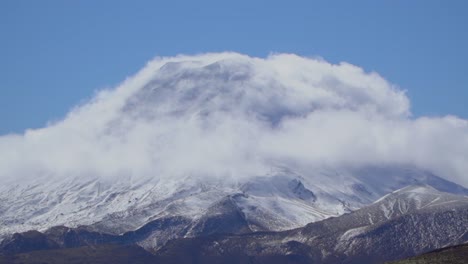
[0,244,158,264]
[1,53,468,259]
[1,166,466,246]
[388,243,468,264]
[155,185,468,264]
[2,184,466,264]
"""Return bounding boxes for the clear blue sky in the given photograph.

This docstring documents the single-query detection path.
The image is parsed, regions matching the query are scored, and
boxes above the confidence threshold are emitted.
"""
[1,0,467,134]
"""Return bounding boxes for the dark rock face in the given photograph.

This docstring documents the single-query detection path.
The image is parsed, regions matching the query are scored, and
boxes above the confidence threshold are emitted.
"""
[240,176,316,202]
[187,195,253,237]
[288,179,316,201]
[0,216,192,255]
[44,226,121,248]
[0,230,59,254]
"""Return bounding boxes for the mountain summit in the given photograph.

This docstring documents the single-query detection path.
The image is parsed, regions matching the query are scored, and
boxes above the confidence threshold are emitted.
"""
[1,53,467,187]
[0,53,467,262]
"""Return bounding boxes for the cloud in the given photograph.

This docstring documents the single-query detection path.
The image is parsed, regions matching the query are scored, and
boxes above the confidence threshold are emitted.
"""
[0,52,467,187]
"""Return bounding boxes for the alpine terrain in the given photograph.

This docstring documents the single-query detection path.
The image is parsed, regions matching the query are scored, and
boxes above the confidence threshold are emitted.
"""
[0,53,467,263]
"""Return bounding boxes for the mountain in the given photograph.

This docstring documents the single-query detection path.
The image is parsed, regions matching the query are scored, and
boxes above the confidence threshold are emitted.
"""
[1,184,467,264]
[1,53,468,262]
[154,185,468,264]
[1,165,466,251]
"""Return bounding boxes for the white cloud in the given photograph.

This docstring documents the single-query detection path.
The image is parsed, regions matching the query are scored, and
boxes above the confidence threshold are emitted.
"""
[0,52,467,187]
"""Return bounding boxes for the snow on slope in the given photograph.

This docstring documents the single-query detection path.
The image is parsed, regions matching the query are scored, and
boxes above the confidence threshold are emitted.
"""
[151,184,468,264]
[1,165,466,242]
[372,184,468,220]
[1,53,468,244]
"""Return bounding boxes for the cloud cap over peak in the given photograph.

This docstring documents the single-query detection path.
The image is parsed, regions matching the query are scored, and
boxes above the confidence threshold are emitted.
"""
[0,52,467,187]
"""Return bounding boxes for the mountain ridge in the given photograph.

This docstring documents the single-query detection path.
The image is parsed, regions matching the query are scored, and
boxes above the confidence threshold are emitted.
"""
[2,183,467,264]
[1,165,466,244]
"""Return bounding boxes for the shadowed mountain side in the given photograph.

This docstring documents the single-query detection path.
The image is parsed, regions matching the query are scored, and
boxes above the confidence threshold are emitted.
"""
[387,243,468,264]
[155,186,468,264]
[0,196,258,255]
[0,216,191,255]
[0,243,314,264]
[186,194,257,237]
[0,244,158,264]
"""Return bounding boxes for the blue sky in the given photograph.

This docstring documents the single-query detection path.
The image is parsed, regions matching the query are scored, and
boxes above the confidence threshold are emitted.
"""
[1,0,467,134]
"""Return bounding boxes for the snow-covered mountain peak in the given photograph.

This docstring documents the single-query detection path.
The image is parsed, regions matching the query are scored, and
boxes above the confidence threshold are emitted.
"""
[377,183,466,204]
[369,184,468,221]
[124,54,406,123]
[387,184,447,198]
[1,54,468,255]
